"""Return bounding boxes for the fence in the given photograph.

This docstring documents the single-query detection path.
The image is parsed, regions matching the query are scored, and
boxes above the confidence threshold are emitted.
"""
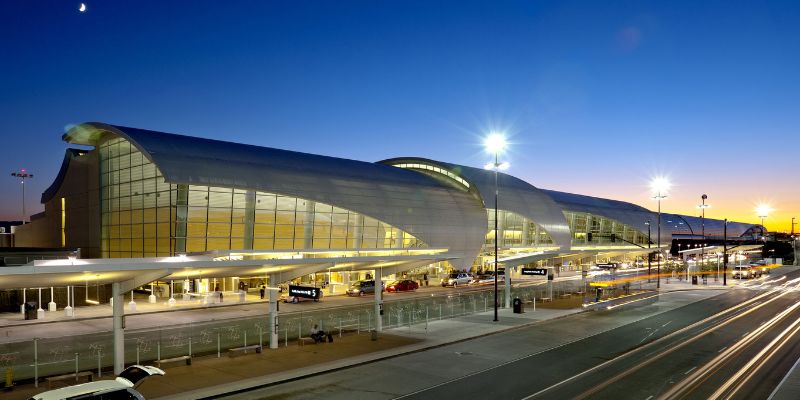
[0,279,588,384]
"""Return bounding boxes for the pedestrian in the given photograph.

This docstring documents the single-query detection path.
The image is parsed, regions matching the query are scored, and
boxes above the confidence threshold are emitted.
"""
[259,284,265,299]
[423,273,428,287]
[215,284,223,302]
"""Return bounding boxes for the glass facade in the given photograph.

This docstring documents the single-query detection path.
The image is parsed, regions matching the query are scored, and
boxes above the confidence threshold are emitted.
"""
[100,137,424,258]
[484,209,554,249]
[563,211,649,247]
[391,162,470,189]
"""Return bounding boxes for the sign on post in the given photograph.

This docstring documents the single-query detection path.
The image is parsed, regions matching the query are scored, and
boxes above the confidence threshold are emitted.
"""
[596,263,619,269]
[288,285,321,300]
[521,268,548,276]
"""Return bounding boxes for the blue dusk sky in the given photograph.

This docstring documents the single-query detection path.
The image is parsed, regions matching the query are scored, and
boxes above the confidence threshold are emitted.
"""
[1,0,798,230]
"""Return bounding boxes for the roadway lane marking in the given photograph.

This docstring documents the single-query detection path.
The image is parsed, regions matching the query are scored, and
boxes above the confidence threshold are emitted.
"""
[662,321,672,327]
[683,366,697,375]
[645,396,653,400]
[718,346,727,353]
[741,331,750,337]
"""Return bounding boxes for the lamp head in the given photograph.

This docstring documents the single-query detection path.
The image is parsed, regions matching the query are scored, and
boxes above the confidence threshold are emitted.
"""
[649,176,671,195]
[484,132,507,154]
[756,204,771,219]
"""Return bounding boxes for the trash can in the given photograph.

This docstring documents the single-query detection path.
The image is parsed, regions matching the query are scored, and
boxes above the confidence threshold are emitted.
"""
[513,298,523,314]
[24,302,37,320]
[691,276,698,285]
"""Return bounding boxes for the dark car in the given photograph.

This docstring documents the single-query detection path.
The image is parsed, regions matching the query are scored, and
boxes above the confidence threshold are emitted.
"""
[386,279,419,293]
[346,280,384,296]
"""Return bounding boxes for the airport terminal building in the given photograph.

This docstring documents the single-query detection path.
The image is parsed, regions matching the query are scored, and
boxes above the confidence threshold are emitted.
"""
[13,122,765,279]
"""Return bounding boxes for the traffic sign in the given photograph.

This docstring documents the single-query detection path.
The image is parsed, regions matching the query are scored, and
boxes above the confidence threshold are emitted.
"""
[521,268,547,276]
[288,285,321,299]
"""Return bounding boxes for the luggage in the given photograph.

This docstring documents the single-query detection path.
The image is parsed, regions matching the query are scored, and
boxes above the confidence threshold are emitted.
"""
[327,333,333,343]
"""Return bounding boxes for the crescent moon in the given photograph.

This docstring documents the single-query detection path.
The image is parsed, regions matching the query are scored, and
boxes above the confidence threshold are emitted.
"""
[79,3,86,12]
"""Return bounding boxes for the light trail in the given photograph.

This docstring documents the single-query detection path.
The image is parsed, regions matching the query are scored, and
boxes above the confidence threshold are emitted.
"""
[523,286,789,400]
[657,282,800,399]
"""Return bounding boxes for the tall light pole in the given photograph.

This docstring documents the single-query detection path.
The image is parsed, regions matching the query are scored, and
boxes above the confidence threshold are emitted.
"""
[756,203,771,237]
[645,220,651,282]
[697,194,709,278]
[792,217,797,266]
[484,132,508,323]
[650,177,670,289]
[11,169,34,222]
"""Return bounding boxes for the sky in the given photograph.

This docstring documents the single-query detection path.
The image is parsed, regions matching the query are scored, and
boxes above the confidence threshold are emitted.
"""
[1,0,798,232]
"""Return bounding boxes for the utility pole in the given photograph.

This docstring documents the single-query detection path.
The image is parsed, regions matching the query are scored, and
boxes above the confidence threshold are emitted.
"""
[792,217,797,266]
[11,169,34,222]
[723,219,728,286]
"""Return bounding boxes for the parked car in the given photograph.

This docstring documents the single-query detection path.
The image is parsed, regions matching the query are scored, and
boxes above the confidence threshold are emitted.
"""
[441,272,472,287]
[346,280,384,296]
[30,365,164,400]
[469,274,496,285]
[386,279,419,293]
[732,265,762,279]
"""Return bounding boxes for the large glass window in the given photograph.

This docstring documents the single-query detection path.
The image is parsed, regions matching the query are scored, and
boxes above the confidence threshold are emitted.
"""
[100,137,425,256]
[564,211,649,247]
[484,209,554,250]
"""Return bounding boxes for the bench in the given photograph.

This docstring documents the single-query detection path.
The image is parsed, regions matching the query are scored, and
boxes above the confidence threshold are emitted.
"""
[46,371,93,388]
[156,355,192,368]
[337,320,360,337]
[298,336,316,346]
[539,297,552,302]
[228,344,262,357]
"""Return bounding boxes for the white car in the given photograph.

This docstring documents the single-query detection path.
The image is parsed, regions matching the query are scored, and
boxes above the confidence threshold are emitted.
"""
[31,365,164,400]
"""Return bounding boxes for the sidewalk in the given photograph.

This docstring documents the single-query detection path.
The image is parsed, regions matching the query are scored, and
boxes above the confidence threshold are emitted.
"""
[1,306,581,400]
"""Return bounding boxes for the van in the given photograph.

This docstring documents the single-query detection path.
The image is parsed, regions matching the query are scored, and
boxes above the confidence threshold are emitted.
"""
[30,365,164,400]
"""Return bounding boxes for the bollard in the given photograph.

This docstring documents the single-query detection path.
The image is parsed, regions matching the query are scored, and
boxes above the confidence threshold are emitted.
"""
[425,307,429,332]
[244,331,247,348]
[284,328,288,348]
[97,351,102,377]
[259,326,263,350]
[217,332,221,358]
[4,367,12,390]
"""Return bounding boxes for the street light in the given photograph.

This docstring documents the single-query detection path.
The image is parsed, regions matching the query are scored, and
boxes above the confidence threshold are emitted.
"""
[756,204,771,235]
[484,132,507,323]
[650,177,670,289]
[10,168,33,222]
[645,220,651,282]
[697,194,710,280]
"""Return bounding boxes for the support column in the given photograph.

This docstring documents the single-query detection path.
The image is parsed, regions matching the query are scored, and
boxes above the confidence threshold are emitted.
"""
[374,269,383,333]
[148,282,156,303]
[522,222,530,247]
[37,288,44,319]
[268,288,279,349]
[20,288,26,315]
[65,286,73,317]
[48,287,56,312]
[112,282,124,374]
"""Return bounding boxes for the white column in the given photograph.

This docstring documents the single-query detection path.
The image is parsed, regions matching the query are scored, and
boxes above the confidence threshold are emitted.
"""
[374,269,383,332]
[128,290,137,312]
[48,287,56,312]
[148,282,156,303]
[112,282,124,374]
[37,288,45,319]
[65,286,73,317]
[268,288,279,349]
[20,288,26,315]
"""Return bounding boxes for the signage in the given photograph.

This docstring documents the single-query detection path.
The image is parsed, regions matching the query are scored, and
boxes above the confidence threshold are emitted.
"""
[521,268,548,276]
[288,285,321,299]
[596,263,618,269]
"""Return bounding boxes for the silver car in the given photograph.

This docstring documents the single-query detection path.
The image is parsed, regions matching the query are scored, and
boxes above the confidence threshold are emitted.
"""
[442,272,472,287]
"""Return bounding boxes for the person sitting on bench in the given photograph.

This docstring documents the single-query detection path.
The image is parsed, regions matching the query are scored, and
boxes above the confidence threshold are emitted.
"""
[310,324,326,343]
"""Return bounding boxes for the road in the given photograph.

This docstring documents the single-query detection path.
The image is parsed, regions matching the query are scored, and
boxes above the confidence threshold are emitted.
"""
[221,270,800,400]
